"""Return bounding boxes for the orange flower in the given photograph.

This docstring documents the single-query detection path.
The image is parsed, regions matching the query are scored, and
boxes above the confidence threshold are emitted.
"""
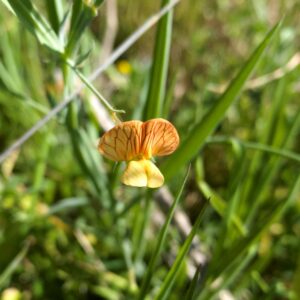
[98,118,179,188]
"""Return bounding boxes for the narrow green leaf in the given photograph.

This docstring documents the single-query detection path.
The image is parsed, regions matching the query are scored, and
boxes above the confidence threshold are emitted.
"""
[69,0,82,30]
[143,0,173,120]
[241,77,296,224]
[210,141,247,261]
[45,0,64,34]
[197,181,247,237]
[0,62,21,94]
[195,159,247,237]
[208,174,300,279]
[75,48,93,66]
[161,21,281,180]
[47,197,88,215]
[154,199,208,300]
[137,167,190,300]
[206,136,300,164]
[163,72,178,118]
[67,123,112,208]
[3,0,63,53]
[65,0,100,57]
[92,286,120,300]
[132,191,152,263]
[0,241,30,287]
[185,265,202,300]
[245,107,300,227]
[77,128,112,207]
[115,195,141,219]
[0,0,14,14]
[69,64,125,113]
[32,133,51,191]
[251,271,270,293]
[0,29,23,91]
[197,180,224,212]
[197,247,257,300]
[292,255,300,300]
[122,239,138,294]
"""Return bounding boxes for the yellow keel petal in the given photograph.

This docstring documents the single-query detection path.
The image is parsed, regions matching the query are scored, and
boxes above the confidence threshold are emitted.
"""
[122,160,147,187]
[143,160,164,188]
[122,160,164,188]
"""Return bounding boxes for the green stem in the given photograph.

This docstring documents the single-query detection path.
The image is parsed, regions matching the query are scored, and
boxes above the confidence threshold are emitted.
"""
[67,61,125,115]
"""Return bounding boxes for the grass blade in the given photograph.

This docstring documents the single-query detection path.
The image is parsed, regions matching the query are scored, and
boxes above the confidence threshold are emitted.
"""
[207,174,300,280]
[143,0,173,120]
[206,136,300,164]
[47,197,88,215]
[197,174,299,300]
[161,21,281,180]
[185,265,202,300]
[45,0,64,34]
[245,107,300,227]
[137,166,190,299]
[197,247,257,300]
[154,199,208,300]
[194,158,247,236]
[0,241,30,287]
[3,0,63,52]
[65,0,101,57]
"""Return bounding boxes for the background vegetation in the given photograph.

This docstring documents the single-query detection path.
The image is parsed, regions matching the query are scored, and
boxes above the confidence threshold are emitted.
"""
[0,0,299,299]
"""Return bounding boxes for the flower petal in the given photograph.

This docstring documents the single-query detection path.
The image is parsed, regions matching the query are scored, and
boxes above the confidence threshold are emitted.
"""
[143,160,164,188]
[141,118,180,158]
[122,160,164,188]
[98,120,143,161]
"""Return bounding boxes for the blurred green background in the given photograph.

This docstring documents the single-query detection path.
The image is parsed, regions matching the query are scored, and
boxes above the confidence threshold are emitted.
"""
[0,0,299,299]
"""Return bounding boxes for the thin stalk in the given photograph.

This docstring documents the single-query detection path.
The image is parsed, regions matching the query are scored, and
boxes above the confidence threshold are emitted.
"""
[68,62,125,115]
[132,191,153,264]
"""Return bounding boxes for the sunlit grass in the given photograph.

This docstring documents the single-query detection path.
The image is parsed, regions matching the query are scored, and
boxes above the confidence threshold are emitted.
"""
[0,1,299,300]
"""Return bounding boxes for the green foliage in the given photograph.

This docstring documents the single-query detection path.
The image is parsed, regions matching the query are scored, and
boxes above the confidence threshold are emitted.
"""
[2,0,64,53]
[161,21,281,180]
[138,167,191,299]
[0,1,300,300]
[143,0,173,120]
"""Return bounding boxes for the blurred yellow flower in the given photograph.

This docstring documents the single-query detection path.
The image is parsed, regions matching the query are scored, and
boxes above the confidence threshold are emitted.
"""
[116,59,132,75]
[1,288,21,300]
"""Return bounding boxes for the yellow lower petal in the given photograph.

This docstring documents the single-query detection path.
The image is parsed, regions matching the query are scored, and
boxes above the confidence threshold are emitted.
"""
[122,160,164,188]
[122,160,147,187]
[144,160,164,188]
